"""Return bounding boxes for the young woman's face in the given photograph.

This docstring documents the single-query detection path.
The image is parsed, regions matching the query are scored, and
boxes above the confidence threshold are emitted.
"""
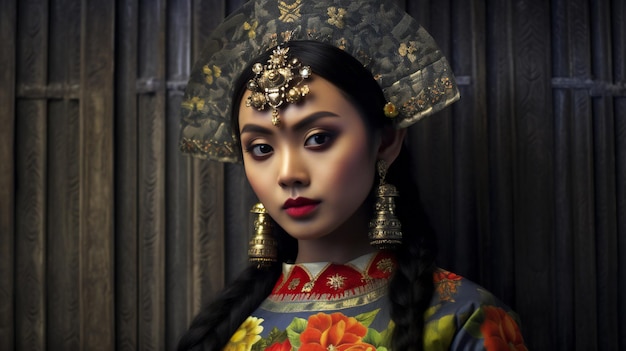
[238,75,380,242]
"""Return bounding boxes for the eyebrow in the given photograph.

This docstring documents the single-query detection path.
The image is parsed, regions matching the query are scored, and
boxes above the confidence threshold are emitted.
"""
[240,111,340,135]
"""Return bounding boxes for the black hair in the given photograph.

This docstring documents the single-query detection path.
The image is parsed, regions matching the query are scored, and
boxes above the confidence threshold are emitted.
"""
[177,41,437,351]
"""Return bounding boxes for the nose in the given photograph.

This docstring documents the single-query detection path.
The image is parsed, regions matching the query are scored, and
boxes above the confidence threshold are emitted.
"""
[277,150,310,188]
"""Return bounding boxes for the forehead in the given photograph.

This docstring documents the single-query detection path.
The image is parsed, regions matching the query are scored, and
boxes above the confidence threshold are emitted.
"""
[237,75,364,129]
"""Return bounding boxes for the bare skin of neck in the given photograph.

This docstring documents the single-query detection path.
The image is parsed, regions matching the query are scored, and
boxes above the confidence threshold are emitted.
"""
[294,205,376,264]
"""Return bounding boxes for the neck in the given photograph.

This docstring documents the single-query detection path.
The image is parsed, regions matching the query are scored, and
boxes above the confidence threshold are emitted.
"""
[294,206,375,264]
[295,238,375,265]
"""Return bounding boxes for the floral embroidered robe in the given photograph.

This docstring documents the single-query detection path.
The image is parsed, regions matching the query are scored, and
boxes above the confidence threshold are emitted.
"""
[224,251,527,351]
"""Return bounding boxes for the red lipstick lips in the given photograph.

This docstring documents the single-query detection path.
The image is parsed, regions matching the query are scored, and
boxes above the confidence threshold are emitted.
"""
[283,197,320,218]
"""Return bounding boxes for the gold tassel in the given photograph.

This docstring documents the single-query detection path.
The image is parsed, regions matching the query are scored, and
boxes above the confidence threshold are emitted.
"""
[369,160,402,249]
[248,202,278,268]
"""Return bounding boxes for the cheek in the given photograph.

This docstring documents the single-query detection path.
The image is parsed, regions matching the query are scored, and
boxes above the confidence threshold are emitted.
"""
[324,138,376,192]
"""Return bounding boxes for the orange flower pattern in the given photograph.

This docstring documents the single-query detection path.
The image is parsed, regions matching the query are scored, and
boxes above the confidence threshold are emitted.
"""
[434,268,462,302]
[299,313,376,351]
[480,306,528,351]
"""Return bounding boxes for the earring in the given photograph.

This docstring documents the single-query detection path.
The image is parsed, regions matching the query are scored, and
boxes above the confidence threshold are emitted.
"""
[369,160,403,249]
[248,202,278,268]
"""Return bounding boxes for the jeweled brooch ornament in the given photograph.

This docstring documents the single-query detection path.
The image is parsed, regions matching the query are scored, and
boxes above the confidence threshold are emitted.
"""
[245,47,311,126]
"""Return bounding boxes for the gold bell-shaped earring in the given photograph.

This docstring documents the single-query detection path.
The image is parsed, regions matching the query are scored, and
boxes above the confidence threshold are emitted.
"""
[248,202,278,268]
[369,160,402,249]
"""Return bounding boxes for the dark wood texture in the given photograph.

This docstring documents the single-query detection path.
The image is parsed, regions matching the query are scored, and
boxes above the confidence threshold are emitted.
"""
[2,0,624,350]
[0,0,16,350]
[79,1,116,350]
[114,0,140,349]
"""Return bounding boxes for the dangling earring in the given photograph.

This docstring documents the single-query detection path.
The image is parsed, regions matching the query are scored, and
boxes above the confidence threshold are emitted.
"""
[369,160,403,249]
[248,202,278,268]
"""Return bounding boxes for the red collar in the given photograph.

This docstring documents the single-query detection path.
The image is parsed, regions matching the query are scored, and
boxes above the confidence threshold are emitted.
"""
[271,251,396,298]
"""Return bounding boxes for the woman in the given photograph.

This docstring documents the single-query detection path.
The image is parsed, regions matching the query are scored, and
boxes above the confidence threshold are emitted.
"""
[178,1,527,350]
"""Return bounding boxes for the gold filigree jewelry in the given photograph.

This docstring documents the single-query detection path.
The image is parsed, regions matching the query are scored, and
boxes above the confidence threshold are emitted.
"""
[383,102,399,118]
[369,160,403,249]
[248,202,278,268]
[245,46,312,126]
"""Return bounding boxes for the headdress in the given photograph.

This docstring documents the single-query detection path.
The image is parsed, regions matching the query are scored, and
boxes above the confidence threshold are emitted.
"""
[180,0,460,162]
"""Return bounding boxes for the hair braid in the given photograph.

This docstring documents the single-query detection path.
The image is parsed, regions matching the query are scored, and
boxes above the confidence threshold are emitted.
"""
[177,227,296,351]
[176,264,281,351]
[387,146,437,351]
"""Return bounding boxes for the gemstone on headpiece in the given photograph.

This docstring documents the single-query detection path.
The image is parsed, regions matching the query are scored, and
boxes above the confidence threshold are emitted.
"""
[384,102,399,118]
[245,46,312,125]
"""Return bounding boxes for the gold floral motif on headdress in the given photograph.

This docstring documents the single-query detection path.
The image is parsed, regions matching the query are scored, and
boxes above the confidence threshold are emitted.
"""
[398,41,418,63]
[181,96,205,111]
[327,7,346,28]
[267,31,296,50]
[401,77,455,116]
[179,138,236,161]
[243,20,258,38]
[278,0,302,22]
[202,64,221,85]
[336,37,347,50]
[281,30,294,42]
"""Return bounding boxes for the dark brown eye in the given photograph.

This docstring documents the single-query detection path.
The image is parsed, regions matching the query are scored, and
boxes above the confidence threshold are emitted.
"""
[304,132,335,149]
[249,144,273,158]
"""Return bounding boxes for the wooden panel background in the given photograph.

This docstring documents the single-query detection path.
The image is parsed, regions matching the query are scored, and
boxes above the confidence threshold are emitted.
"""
[1,0,624,350]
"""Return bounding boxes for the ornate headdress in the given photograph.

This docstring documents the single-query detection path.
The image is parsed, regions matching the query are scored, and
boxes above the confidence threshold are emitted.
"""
[180,0,460,162]
[245,46,312,127]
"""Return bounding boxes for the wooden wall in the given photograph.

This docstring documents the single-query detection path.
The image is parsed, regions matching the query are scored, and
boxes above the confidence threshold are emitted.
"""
[0,0,624,350]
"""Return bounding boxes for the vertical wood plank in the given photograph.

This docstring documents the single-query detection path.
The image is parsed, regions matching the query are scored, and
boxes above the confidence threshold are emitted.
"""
[567,1,599,349]
[0,0,16,349]
[137,0,167,348]
[165,0,191,348]
[14,0,49,349]
[468,0,489,285]
[15,102,47,351]
[511,0,554,349]
[410,0,456,273]
[551,0,575,348]
[114,0,139,349]
[79,1,115,349]
[449,0,481,279]
[190,159,225,314]
[590,0,618,350]
[188,0,226,317]
[47,100,81,351]
[46,0,82,349]
[610,1,626,349]
[138,93,166,350]
[484,0,517,307]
